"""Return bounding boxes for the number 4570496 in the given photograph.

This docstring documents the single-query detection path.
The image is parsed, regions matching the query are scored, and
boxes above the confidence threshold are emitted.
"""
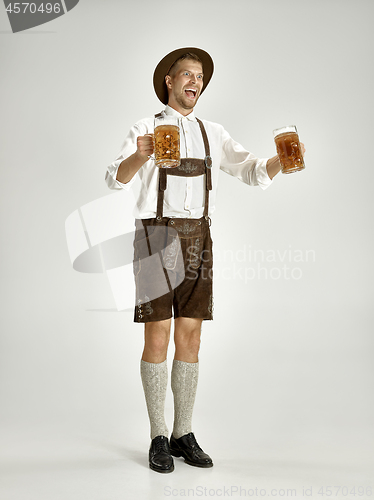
[6,3,61,14]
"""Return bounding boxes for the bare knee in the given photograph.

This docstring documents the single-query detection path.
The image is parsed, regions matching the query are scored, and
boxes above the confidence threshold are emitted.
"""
[142,319,171,363]
[174,318,202,362]
[175,331,201,353]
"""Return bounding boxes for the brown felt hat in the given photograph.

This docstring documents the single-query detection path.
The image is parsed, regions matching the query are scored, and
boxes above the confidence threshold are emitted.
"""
[153,47,214,105]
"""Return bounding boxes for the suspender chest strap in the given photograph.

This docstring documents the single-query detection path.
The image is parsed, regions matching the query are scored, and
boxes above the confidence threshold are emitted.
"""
[155,114,212,220]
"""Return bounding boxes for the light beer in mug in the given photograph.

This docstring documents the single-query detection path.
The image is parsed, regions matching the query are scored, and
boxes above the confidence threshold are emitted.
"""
[152,115,181,168]
[154,124,180,168]
[273,126,305,174]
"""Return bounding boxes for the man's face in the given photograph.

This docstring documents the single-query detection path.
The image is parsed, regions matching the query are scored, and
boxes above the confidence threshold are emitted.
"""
[165,60,204,115]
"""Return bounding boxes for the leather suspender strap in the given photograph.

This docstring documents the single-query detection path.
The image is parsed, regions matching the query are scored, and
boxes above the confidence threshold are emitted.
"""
[196,118,210,159]
[196,118,212,219]
[156,167,167,220]
[155,114,212,220]
[155,112,164,220]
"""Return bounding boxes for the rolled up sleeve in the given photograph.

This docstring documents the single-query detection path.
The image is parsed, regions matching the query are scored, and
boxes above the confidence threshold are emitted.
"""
[220,129,273,190]
[105,123,143,191]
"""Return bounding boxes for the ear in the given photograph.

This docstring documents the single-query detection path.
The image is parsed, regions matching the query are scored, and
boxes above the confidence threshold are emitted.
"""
[165,74,172,90]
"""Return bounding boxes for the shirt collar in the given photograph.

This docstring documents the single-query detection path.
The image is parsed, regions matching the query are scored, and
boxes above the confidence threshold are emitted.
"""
[164,104,196,122]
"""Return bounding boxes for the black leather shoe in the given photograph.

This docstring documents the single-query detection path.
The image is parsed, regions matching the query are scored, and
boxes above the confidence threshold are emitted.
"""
[170,432,213,468]
[149,435,174,473]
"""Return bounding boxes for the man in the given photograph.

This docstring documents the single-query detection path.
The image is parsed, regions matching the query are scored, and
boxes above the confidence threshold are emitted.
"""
[105,47,305,473]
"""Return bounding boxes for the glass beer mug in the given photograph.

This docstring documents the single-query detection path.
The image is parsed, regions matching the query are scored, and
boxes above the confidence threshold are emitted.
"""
[273,125,305,174]
[152,114,181,168]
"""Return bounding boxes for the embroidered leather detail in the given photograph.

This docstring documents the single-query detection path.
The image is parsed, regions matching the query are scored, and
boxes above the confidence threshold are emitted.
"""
[164,237,179,270]
[178,161,197,174]
[178,221,198,235]
[189,238,201,269]
[144,295,153,315]
[208,294,214,315]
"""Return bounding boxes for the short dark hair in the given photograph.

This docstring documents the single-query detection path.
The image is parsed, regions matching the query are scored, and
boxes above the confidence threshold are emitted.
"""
[167,52,203,77]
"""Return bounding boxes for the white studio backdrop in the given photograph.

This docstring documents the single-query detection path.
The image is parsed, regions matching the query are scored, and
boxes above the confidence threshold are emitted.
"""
[0,0,373,499]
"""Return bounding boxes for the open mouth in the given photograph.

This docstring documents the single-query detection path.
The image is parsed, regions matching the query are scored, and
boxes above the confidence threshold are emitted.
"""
[185,88,197,99]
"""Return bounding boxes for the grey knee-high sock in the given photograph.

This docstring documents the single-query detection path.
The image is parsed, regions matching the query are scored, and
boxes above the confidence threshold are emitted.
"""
[140,359,169,440]
[171,360,199,439]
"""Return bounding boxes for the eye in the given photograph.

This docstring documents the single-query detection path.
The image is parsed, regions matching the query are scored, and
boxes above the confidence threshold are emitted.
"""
[184,72,189,76]
[197,75,203,79]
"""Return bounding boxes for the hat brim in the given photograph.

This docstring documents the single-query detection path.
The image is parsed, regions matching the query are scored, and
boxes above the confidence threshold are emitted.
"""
[153,47,214,105]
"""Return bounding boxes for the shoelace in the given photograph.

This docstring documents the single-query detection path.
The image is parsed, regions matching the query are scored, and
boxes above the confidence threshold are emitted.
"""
[154,438,169,454]
[186,433,203,452]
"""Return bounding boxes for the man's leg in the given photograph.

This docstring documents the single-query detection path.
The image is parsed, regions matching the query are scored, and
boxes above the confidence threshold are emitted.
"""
[140,318,174,473]
[172,317,201,438]
[170,317,213,467]
[142,318,171,363]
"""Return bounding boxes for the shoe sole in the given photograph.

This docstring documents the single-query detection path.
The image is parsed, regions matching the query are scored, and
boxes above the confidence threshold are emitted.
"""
[149,462,174,473]
[170,448,213,468]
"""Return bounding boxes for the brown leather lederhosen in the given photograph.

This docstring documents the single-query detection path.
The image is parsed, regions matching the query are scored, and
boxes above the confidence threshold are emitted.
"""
[133,113,214,323]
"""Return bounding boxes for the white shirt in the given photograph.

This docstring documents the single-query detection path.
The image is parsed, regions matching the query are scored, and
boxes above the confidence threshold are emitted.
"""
[105,105,273,219]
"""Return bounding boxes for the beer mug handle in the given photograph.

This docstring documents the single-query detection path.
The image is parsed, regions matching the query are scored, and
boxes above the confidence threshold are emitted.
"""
[145,133,155,160]
[149,115,162,160]
[149,115,161,160]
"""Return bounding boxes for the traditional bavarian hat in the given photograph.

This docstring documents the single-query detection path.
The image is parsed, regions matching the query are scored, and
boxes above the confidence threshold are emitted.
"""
[153,47,214,105]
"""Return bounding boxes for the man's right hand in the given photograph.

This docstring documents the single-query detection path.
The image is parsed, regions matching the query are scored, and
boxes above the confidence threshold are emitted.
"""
[136,134,154,161]
[116,134,154,184]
